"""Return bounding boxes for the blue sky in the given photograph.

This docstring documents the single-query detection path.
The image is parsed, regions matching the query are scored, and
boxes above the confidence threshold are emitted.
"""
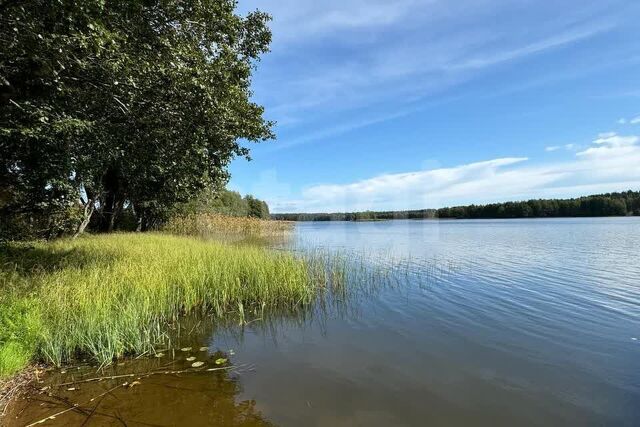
[230,0,640,213]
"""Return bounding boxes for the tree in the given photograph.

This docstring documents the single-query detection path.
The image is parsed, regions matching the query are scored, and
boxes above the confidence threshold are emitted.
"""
[1,0,273,239]
[245,195,269,219]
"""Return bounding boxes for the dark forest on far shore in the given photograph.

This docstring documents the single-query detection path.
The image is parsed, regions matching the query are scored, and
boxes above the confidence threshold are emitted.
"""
[271,190,640,221]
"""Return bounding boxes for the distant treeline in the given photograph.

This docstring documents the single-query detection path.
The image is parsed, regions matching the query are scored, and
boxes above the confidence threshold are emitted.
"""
[271,191,640,221]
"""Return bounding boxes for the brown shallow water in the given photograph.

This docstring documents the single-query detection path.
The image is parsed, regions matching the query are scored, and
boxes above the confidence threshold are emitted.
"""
[6,322,273,426]
[6,218,640,426]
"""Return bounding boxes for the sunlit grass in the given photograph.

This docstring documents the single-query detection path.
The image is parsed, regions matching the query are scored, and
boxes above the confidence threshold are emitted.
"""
[0,233,331,377]
[163,213,293,242]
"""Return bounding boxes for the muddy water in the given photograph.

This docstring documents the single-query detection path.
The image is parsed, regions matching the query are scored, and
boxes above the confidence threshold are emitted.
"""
[7,218,640,426]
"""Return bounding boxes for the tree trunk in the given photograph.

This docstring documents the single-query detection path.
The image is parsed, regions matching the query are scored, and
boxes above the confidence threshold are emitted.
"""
[100,164,124,232]
[73,197,96,239]
[107,199,123,232]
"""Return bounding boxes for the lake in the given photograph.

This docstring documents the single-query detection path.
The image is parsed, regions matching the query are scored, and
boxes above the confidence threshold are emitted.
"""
[9,218,640,426]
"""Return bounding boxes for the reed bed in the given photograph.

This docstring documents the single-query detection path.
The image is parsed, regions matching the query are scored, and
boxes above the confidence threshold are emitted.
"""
[163,213,294,242]
[0,233,334,377]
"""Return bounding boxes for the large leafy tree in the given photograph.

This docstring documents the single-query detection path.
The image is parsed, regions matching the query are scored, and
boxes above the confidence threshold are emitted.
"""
[0,0,273,239]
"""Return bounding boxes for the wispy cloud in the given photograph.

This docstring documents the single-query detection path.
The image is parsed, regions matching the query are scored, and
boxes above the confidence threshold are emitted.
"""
[447,24,612,71]
[271,132,640,212]
[239,0,632,149]
[617,115,640,125]
[269,110,416,150]
[545,144,577,152]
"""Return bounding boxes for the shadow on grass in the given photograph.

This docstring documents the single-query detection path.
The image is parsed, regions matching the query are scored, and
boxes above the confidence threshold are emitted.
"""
[0,242,119,281]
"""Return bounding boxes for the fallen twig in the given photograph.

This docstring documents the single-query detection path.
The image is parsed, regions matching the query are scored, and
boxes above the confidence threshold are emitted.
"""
[56,365,238,387]
[25,382,126,427]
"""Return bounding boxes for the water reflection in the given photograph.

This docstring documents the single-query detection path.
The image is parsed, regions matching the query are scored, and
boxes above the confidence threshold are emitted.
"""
[8,218,640,426]
[9,319,273,426]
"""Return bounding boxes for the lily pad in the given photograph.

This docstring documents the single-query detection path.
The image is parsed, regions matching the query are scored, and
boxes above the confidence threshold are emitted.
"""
[191,361,205,368]
[214,358,227,365]
[180,347,192,352]
[186,356,196,361]
[199,347,208,352]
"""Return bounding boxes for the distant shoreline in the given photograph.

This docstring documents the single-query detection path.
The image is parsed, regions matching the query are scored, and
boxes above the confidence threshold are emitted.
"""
[271,190,639,221]
[282,216,637,222]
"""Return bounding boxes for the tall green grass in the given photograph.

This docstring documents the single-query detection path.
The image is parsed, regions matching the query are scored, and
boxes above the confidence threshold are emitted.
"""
[0,233,328,377]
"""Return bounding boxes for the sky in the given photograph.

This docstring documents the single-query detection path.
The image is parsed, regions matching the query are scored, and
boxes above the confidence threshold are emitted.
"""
[229,0,640,213]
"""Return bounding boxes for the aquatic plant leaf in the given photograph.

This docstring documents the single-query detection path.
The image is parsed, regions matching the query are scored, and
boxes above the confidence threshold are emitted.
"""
[186,356,196,361]
[199,347,208,352]
[181,347,192,352]
[155,353,165,358]
[215,358,227,365]
[191,361,205,368]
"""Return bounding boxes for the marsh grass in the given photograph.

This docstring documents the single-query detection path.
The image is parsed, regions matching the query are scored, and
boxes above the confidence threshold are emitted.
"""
[163,214,294,242]
[0,233,336,377]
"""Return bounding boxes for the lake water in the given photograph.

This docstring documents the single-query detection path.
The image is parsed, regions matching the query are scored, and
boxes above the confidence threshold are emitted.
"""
[9,218,640,426]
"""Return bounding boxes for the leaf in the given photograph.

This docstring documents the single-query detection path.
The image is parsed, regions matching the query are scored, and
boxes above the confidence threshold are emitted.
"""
[191,361,205,368]
[199,347,208,352]
[214,358,227,365]
[155,352,165,358]
[186,356,196,361]
[180,347,192,352]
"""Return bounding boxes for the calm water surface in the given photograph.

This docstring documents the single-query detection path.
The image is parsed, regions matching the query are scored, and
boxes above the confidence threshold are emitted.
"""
[10,218,640,426]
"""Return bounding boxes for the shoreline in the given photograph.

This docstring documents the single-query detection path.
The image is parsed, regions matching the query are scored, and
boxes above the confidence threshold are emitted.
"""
[0,365,43,419]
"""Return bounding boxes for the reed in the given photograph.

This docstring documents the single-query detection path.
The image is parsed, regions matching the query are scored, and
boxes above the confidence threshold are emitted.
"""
[163,213,294,242]
[0,233,328,377]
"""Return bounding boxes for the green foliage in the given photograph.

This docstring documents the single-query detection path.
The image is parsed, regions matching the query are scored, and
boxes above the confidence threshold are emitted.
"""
[171,187,270,221]
[436,190,639,219]
[0,297,41,377]
[245,195,270,219]
[272,190,640,221]
[0,233,325,375]
[1,0,273,239]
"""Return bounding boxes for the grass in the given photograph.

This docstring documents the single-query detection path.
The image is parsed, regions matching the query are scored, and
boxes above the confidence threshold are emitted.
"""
[163,213,294,242]
[0,232,331,378]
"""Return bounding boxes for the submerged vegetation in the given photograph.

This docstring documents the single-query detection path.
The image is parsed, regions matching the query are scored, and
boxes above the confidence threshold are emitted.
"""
[0,233,339,378]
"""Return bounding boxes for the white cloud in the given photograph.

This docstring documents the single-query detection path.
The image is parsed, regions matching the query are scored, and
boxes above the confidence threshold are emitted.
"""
[271,133,640,212]
[545,144,577,152]
[243,0,623,132]
[447,24,611,71]
[616,115,640,125]
[591,132,638,146]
